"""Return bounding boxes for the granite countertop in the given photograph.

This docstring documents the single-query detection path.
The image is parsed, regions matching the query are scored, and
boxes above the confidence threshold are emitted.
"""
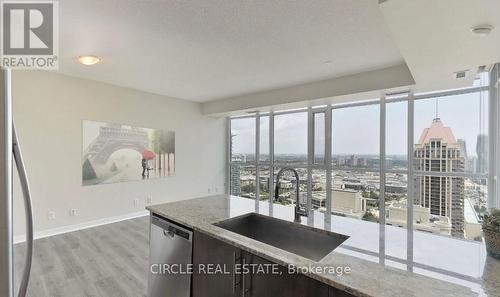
[147,195,496,297]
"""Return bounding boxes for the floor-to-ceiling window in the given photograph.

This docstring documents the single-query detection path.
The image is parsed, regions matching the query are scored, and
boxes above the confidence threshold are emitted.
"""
[409,77,490,281]
[230,117,256,198]
[273,111,308,207]
[228,70,497,287]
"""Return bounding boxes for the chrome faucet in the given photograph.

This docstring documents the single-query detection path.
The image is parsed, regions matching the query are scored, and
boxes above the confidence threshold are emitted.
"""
[274,167,308,223]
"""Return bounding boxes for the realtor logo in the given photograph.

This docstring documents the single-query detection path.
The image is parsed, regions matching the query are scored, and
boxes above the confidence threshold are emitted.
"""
[1,1,58,69]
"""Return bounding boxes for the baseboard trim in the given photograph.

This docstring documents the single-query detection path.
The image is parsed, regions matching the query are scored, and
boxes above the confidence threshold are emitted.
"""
[14,210,149,244]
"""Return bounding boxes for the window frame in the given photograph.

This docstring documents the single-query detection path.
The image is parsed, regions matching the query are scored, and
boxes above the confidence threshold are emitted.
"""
[227,77,496,273]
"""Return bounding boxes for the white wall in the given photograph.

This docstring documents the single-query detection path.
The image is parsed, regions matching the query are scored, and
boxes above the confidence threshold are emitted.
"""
[11,71,226,237]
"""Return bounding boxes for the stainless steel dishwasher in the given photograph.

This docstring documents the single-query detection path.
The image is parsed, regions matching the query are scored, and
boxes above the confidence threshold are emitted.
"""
[148,214,193,297]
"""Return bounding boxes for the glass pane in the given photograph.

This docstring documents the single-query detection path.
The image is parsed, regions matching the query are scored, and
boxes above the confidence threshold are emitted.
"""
[414,92,488,240]
[230,164,256,199]
[413,174,487,239]
[230,162,242,196]
[273,167,308,209]
[386,101,408,170]
[410,90,489,281]
[230,118,255,163]
[274,112,307,165]
[414,91,489,175]
[314,113,325,164]
[412,177,487,280]
[330,169,380,254]
[230,117,256,198]
[259,166,271,201]
[331,169,381,220]
[311,169,326,211]
[385,172,408,261]
[259,116,270,162]
[332,104,380,169]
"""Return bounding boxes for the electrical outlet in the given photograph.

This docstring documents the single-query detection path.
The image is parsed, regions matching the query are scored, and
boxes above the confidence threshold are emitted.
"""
[48,211,56,220]
[69,209,78,216]
[133,199,139,207]
[146,196,153,204]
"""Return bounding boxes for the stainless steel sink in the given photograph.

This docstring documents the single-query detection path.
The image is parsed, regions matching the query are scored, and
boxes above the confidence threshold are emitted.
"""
[214,213,349,262]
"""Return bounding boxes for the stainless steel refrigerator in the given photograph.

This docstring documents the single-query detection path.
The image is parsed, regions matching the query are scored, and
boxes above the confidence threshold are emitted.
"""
[1,69,34,297]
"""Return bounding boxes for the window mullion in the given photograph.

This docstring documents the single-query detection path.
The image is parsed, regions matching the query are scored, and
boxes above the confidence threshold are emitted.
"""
[379,95,386,265]
[307,107,314,223]
[255,113,260,209]
[269,112,274,215]
[489,64,499,209]
[325,105,332,226]
[407,92,415,271]
[227,117,231,195]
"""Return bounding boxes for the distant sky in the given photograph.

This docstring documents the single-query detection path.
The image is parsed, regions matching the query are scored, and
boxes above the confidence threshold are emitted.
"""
[231,91,488,158]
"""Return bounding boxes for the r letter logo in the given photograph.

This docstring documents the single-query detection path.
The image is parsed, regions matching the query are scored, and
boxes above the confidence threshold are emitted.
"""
[1,1,58,69]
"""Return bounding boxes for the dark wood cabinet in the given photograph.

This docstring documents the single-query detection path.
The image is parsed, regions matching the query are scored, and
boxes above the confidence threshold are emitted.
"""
[192,231,243,297]
[243,252,329,297]
[193,231,353,297]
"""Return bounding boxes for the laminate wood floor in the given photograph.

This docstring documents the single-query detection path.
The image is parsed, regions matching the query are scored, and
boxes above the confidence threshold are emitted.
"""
[14,216,150,297]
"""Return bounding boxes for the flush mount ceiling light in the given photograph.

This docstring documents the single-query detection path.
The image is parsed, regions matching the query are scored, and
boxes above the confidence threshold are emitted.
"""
[77,55,101,66]
[471,25,494,37]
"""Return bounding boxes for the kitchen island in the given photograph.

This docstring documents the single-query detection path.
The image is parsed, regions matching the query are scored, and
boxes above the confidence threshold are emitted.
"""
[147,195,481,297]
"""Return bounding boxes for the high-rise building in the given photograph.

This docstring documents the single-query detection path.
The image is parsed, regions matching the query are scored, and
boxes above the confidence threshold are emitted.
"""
[347,155,359,167]
[414,118,465,237]
[230,162,241,196]
[458,139,475,172]
[475,134,488,174]
[457,139,468,159]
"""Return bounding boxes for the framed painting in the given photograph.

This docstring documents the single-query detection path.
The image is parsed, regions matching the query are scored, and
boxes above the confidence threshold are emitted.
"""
[82,120,175,185]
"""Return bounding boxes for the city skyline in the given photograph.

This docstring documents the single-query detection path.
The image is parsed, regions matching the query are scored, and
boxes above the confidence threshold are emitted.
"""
[231,117,487,240]
[231,91,488,158]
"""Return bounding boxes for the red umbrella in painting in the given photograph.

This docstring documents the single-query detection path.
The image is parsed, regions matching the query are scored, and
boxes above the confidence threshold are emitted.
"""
[142,150,156,160]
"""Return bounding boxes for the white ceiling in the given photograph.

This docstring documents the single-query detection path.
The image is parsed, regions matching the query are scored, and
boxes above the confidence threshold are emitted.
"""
[57,0,405,102]
[380,0,500,92]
